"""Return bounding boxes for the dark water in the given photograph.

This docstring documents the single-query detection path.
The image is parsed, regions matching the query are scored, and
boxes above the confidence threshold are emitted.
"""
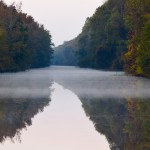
[0,66,150,150]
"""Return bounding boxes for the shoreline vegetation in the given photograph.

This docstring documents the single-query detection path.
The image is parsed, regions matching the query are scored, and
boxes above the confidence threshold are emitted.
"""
[0,1,53,72]
[0,0,149,78]
[54,0,150,78]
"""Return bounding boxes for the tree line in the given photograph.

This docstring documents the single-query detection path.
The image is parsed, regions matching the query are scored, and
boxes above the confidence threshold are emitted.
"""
[53,39,77,66]
[54,0,150,78]
[124,0,150,77]
[0,1,53,72]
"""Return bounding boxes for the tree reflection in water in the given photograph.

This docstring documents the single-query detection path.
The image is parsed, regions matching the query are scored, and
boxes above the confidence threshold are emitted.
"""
[49,66,150,150]
[0,97,51,143]
[0,66,150,150]
[0,70,53,143]
[79,97,150,150]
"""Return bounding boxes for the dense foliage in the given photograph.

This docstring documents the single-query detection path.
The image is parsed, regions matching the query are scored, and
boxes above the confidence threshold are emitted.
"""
[53,40,77,66]
[124,0,150,77]
[54,0,128,71]
[0,1,53,72]
[76,0,128,70]
[54,0,150,77]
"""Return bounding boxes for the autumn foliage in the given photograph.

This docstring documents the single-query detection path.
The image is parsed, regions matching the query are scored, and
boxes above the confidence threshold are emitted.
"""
[124,0,150,77]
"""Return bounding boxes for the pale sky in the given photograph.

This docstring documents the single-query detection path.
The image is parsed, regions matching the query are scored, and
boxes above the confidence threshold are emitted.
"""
[4,0,105,46]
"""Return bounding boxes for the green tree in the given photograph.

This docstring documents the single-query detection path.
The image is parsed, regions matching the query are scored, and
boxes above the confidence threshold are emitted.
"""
[0,1,53,72]
[76,0,128,70]
[124,0,150,77]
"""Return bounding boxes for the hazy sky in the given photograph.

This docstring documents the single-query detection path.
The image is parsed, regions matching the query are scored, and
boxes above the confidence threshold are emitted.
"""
[4,0,105,46]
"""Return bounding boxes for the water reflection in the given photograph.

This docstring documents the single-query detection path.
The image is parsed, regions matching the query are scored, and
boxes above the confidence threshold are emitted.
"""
[78,97,150,150]
[80,98,127,150]
[125,98,150,150]
[48,66,150,150]
[0,69,53,143]
[0,97,51,143]
[0,66,150,150]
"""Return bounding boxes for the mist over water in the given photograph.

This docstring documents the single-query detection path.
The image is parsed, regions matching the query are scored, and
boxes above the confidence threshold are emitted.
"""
[0,68,53,99]
[0,66,150,150]
[48,66,150,98]
[0,66,149,99]
[0,66,150,99]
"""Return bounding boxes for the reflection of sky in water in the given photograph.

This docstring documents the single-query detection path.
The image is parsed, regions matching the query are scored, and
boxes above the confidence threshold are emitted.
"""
[0,83,110,150]
[0,66,150,150]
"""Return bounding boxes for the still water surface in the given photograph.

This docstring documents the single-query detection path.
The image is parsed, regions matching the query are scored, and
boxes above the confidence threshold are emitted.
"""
[0,66,150,150]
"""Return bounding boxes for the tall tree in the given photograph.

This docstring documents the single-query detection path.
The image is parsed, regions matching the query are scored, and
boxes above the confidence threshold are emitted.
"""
[0,1,53,72]
[124,0,150,77]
